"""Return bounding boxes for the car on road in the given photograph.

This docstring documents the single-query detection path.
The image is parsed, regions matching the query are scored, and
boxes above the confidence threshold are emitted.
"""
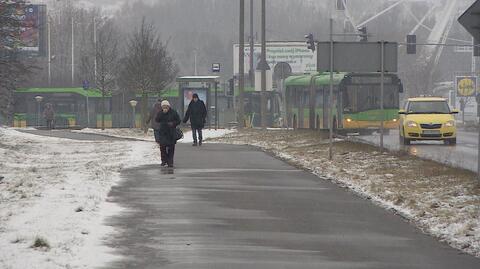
[399,97,459,145]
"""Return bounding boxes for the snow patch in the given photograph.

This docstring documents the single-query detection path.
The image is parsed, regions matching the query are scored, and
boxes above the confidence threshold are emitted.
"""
[0,127,160,268]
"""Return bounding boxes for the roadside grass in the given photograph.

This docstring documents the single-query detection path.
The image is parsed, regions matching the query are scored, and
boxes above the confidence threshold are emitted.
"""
[31,236,50,250]
[213,129,480,257]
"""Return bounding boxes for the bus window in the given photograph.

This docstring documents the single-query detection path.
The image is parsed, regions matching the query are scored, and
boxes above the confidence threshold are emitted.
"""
[301,89,309,107]
[346,84,399,112]
[315,89,324,107]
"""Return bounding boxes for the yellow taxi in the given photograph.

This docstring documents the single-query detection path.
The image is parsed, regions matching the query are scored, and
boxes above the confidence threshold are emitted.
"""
[399,97,459,145]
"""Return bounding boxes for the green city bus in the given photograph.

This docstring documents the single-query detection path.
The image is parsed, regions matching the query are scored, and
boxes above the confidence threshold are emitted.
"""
[284,72,403,133]
[235,86,282,127]
[13,87,181,128]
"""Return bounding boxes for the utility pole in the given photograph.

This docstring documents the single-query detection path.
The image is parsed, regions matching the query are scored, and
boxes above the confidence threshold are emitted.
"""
[71,17,75,86]
[380,41,385,151]
[249,0,254,87]
[239,0,245,128]
[260,0,267,129]
[329,17,334,160]
[47,15,51,86]
[93,17,97,87]
[194,49,198,76]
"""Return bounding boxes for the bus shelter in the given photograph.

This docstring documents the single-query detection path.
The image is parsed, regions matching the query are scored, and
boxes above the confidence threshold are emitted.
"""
[176,76,220,128]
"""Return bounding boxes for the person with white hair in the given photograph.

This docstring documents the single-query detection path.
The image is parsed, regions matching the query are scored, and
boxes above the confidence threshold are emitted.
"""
[155,100,181,167]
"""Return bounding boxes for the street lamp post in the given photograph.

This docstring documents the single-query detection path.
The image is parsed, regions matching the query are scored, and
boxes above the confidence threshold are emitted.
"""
[35,96,44,128]
[129,100,138,128]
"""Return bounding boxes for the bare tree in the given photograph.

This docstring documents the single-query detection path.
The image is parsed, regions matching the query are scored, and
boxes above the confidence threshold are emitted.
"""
[0,1,36,124]
[95,19,120,130]
[118,18,177,129]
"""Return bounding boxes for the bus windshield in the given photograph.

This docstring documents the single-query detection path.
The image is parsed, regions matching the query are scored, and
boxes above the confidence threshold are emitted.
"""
[343,84,399,113]
[407,101,450,114]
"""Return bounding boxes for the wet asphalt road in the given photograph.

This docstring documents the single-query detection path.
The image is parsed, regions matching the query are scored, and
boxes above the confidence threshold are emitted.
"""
[102,143,480,269]
[356,130,478,172]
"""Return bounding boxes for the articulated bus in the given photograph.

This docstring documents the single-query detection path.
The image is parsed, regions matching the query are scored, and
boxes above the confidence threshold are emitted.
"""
[284,72,403,133]
[13,88,180,128]
[236,86,282,127]
[13,86,282,128]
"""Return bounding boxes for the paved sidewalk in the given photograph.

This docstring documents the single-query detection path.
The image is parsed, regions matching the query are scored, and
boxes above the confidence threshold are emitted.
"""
[100,143,480,268]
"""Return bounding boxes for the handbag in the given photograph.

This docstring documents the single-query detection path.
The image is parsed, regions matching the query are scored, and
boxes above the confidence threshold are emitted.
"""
[174,127,184,141]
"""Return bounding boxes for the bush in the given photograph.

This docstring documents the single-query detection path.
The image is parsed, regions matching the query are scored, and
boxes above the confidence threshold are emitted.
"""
[31,236,50,250]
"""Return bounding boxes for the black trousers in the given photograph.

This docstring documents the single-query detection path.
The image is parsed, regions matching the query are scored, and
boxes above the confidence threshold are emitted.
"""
[192,127,203,143]
[160,144,175,166]
[46,119,54,130]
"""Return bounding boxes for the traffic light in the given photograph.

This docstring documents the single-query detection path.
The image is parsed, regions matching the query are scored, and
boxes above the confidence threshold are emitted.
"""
[305,33,316,52]
[358,26,367,42]
[406,34,416,54]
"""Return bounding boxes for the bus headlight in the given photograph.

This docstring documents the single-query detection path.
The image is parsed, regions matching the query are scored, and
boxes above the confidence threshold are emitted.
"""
[393,118,398,122]
[346,118,352,122]
[445,120,455,127]
[407,121,418,128]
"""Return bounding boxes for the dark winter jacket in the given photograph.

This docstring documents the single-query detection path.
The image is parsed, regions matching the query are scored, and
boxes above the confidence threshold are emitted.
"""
[43,107,55,121]
[155,108,181,145]
[146,103,162,130]
[183,100,207,129]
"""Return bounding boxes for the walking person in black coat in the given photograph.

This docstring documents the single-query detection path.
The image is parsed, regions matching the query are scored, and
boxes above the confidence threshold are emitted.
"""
[183,93,207,146]
[146,99,163,158]
[155,100,181,167]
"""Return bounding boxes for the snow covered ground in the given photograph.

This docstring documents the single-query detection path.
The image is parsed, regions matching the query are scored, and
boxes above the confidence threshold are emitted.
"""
[0,127,160,269]
[212,129,480,258]
[76,128,235,143]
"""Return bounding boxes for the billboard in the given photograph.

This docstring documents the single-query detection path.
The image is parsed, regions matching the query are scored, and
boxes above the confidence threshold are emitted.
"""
[3,4,46,55]
[183,88,208,115]
[233,42,317,75]
[456,76,477,97]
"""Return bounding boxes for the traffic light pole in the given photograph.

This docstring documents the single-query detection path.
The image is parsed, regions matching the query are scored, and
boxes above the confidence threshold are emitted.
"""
[380,41,385,151]
[260,0,267,129]
[215,81,219,131]
[239,0,245,129]
[329,17,334,160]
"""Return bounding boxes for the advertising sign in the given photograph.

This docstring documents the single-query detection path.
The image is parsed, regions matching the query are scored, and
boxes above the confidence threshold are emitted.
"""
[233,42,317,75]
[456,76,477,97]
[183,88,208,114]
[3,4,46,54]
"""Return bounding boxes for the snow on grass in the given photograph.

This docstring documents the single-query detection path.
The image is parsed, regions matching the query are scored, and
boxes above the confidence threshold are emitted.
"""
[212,129,480,257]
[0,127,160,269]
[181,129,235,143]
[74,128,155,142]
[75,127,236,144]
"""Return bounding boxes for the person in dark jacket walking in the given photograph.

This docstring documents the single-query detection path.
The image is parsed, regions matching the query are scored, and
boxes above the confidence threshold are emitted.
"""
[155,100,181,167]
[183,93,207,146]
[43,103,55,130]
[146,99,163,157]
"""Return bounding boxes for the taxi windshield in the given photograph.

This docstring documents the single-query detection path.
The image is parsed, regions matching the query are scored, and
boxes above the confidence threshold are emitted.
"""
[407,101,450,114]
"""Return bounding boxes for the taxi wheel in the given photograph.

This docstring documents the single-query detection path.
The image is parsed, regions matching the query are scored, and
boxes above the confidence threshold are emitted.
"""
[400,128,410,145]
[444,138,456,146]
